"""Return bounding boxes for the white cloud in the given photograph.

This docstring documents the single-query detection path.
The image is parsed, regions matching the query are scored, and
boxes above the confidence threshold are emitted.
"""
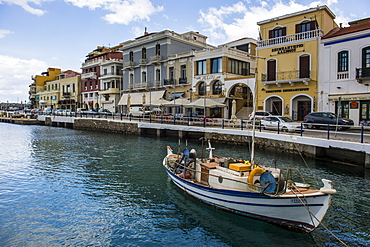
[0,29,13,39]
[0,0,48,16]
[197,0,343,44]
[0,55,50,102]
[65,0,163,25]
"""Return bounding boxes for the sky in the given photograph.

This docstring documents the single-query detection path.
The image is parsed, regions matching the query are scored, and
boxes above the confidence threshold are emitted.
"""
[0,0,369,103]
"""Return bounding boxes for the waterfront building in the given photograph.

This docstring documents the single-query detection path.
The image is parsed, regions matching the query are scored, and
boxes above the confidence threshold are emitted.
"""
[32,68,62,109]
[57,70,81,112]
[81,46,123,111]
[191,38,257,119]
[118,29,212,114]
[256,5,338,121]
[319,18,370,125]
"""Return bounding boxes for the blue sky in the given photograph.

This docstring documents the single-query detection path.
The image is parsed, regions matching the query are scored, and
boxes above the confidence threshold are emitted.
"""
[0,0,369,103]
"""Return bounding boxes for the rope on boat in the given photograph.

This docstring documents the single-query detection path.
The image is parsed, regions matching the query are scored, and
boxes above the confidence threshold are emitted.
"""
[290,185,348,247]
[292,142,320,186]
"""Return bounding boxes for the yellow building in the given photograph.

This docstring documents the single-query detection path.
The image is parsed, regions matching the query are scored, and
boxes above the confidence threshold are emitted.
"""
[37,79,61,110]
[32,68,62,109]
[58,70,81,111]
[256,5,338,120]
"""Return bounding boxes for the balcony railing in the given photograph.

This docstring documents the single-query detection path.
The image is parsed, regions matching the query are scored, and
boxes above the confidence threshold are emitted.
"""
[124,61,135,69]
[179,77,188,84]
[261,70,310,87]
[81,72,97,80]
[150,55,162,64]
[99,72,123,78]
[139,58,147,66]
[356,68,370,83]
[63,92,71,98]
[164,79,175,86]
[154,80,161,87]
[128,82,148,90]
[258,29,323,48]
[337,71,349,80]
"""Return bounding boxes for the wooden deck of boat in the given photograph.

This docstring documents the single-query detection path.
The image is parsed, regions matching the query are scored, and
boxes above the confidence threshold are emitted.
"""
[284,188,320,195]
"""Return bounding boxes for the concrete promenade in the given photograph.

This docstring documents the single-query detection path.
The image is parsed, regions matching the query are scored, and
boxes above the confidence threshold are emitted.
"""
[1,115,369,168]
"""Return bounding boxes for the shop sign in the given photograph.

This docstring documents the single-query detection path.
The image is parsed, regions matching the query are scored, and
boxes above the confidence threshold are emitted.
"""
[272,44,304,54]
[350,101,359,109]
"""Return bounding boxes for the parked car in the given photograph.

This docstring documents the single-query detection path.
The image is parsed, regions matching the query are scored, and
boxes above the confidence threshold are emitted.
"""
[249,111,272,120]
[86,110,98,115]
[43,108,52,115]
[303,112,354,130]
[76,108,88,114]
[98,109,112,115]
[260,116,302,132]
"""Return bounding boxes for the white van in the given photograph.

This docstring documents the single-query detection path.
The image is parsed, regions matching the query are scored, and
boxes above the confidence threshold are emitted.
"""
[129,107,150,117]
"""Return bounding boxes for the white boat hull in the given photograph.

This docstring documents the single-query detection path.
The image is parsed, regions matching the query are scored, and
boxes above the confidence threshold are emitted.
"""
[164,165,332,232]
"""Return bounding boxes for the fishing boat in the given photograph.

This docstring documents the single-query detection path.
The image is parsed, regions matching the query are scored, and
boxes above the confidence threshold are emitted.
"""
[162,139,336,233]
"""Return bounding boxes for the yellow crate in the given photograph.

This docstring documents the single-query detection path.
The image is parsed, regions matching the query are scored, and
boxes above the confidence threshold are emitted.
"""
[229,163,251,172]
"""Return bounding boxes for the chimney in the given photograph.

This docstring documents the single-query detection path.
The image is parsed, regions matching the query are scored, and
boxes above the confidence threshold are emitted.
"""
[144,27,148,36]
[339,23,342,28]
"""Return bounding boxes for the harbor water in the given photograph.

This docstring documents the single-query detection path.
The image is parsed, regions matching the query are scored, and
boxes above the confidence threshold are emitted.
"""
[0,123,369,246]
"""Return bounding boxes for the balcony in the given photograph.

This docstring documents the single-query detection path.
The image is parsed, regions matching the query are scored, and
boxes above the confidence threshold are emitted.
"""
[99,72,123,79]
[82,72,97,80]
[139,58,147,66]
[128,82,148,90]
[154,80,161,88]
[164,79,175,86]
[356,68,370,84]
[261,70,310,88]
[179,77,188,85]
[257,29,323,48]
[63,92,71,98]
[150,55,162,64]
[81,59,103,68]
[99,88,120,94]
[124,61,135,69]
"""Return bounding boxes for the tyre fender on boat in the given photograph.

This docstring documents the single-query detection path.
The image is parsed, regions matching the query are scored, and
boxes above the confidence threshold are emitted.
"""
[248,167,265,188]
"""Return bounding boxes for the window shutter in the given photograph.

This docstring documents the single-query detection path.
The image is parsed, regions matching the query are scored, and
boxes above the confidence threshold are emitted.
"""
[269,30,274,39]
[295,24,301,33]
[282,27,287,36]
[310,21,316,30]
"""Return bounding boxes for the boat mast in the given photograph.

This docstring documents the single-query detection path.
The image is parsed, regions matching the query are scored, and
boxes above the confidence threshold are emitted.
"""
[251,68,258,165]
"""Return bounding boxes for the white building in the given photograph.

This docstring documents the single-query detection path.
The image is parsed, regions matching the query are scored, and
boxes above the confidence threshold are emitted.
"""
[319,18,370,125]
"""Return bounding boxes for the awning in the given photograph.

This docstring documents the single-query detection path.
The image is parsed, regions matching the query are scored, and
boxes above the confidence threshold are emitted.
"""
[328,93,370,101]
[118,90,166,106]
[163,98,190,106]
[210,97,227,104]
[169,92,184,98]
[185,98,226,108]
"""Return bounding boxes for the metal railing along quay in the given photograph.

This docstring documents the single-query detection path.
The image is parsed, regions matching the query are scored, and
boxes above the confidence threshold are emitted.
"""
[30,111,370,144]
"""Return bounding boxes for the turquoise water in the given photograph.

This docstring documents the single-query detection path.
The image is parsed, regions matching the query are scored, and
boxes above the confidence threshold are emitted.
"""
[0,123,369,246]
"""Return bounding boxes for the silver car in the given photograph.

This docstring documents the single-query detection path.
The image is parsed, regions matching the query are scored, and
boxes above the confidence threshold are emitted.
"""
[260,116,302,132]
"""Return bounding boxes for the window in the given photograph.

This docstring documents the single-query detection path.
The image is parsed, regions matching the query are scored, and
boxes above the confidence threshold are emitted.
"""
[211,58,222,73]
[267,60,276,81]
[228,58,250,76]
[181,65,186,79]
[156,44,160,55]
[103,68,107,75]
[155,69,160,82]
[197,60,206,75]
[198,82,206,95]
[129,51,133,62]
[212,81,222,95]
[269,27,286,38]
[338,51,349,72]
[142,47,146,59]
[299,55,310,78]
[295,21,316,33]
[363,46,370,69]
[169,67,174,80]
[142,71,147,82]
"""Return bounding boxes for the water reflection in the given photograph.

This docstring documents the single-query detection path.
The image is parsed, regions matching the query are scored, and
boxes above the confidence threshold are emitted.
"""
[0,123,369,246]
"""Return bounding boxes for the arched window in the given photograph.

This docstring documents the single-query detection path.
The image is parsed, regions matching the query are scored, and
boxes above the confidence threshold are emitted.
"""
[212,81,222,95]
[299,55,310,78]
[198,82,206,96]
